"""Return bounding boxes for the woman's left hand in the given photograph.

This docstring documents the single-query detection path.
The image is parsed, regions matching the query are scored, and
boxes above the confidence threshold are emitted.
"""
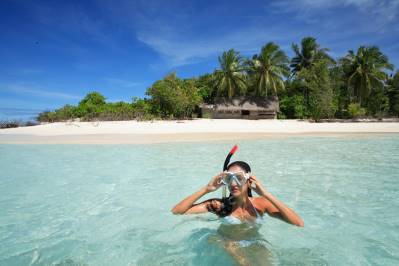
[248,175,267,196]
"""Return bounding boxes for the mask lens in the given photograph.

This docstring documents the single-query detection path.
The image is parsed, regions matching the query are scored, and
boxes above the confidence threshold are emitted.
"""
[235,172,246,182]
[223,172,247,187]
[222,173,230,185]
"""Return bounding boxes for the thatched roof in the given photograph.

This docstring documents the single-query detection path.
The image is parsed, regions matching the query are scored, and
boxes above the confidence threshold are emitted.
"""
[211,96,279,111]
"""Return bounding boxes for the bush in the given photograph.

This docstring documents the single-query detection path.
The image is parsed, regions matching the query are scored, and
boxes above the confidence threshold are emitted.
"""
[98,102,136,121]
[277,113,287,119]
[279,94,307,119]
[387,71,399,116]
[36,93,159,122]
[298,60,336,121]
[0,120,20,128]
[37,111,58,122]
[132,97,154,120]
[367,87,390,117]
[0,120,38,128]
[348,103,366,118]
[146,73,203,119]
[79,92,106,106]
[55,105,77,120]
[77,92,106,121]
[195,74,216,104]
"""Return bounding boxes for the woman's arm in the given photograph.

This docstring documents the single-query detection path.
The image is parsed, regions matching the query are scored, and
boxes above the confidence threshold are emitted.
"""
[249,176,304,227]
[171,173,224,215]
[171,186,209,214]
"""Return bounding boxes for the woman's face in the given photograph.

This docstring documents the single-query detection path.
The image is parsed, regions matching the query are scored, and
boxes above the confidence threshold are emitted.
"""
[227,165,249,198]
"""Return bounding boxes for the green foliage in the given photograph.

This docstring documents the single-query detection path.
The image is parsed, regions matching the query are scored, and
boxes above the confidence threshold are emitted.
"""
[340,46,394,105]
[214,49,247,98]
[98,101,136,121]
[195,74,216,103]
[132,97,154,120]
[329,65,349,118]
[78,91,106,120]
[279,94,307,119]
[79,91,106,106]
[246,42,290,97]
[367,87,390,117]
[348,103,366,118]
[35,42,397,123]
[56,105,77,120]
[37,92,154,122]
[291,37,334,76]
[386,71,399,116]
[146,73,203,119]
[278,79,309,119]
[297,60,337,121]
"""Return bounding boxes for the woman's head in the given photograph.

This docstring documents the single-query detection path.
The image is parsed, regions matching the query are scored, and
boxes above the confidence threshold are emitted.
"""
[226,161,252,198]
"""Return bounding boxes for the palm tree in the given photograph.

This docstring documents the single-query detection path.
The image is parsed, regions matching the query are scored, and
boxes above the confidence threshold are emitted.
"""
[340,46,394,105]
[387,71,399,116]
[213,49,246,98]
[290,37,334,76]
[246,42,290,97]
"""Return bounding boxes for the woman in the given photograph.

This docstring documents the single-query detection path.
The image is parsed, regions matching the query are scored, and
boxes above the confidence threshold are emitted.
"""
[171,161,303,226]
[171,161,304,265]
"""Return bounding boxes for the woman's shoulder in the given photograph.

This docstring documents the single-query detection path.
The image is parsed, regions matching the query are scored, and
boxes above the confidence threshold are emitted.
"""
[251,196,272,213]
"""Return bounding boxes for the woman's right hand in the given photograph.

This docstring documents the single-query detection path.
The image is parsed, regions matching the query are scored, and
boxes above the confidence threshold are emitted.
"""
[205,173,225,192]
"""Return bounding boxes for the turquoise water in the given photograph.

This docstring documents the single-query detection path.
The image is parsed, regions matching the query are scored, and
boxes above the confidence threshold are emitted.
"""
[1,135,399,265]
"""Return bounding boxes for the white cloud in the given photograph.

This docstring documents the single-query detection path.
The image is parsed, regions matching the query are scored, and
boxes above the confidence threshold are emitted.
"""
[116,1,297,66]
[136,23,299,66]
[132,0,398,66]
[97,0,398,67]
[290,0,374,8]
[0,83,81,100]
[273,0,399,24]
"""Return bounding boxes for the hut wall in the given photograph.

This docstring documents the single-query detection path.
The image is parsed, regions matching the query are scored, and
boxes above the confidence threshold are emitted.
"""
[249,110,277,119]
[212,109,277,119]
[213,109,241,119]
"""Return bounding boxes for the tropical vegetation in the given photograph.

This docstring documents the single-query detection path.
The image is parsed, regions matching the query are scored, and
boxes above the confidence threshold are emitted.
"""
[36,37,399,123]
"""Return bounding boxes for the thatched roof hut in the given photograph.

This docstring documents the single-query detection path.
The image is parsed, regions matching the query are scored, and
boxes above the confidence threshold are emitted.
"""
[200,96,279,119]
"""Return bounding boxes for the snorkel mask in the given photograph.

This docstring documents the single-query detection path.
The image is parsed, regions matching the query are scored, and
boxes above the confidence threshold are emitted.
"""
[221,145,253,198]
[221,171,250,187]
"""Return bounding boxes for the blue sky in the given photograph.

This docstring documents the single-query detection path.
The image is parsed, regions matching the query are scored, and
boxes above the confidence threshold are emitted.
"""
[1,0,398,120]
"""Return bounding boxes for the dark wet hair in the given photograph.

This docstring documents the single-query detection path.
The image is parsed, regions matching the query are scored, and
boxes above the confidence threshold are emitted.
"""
[209,161,252,217]
[227,161,251,173]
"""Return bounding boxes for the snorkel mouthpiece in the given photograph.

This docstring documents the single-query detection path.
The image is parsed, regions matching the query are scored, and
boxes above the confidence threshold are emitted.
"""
[222,145,238,198]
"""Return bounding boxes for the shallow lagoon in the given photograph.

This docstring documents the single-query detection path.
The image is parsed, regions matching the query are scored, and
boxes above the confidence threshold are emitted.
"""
[1,135,399,265]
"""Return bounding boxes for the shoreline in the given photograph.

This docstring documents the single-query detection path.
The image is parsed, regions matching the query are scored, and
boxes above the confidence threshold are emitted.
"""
[1,119,399,144]
[1,132,398,144]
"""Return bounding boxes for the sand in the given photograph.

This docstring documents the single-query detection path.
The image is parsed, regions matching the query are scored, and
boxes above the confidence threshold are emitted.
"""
[1,119,399,144]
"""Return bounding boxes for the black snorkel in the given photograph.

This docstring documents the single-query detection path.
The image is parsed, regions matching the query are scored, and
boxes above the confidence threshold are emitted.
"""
[222,145,238,198]
[223,145,238,171]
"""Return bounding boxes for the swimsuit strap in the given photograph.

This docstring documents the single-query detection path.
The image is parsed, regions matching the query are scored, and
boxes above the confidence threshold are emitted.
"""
[221,198,263,225]
[249,198,261,219]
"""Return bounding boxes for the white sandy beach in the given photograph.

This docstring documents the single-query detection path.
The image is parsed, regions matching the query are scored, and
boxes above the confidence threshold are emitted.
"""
[1,119,399,144]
